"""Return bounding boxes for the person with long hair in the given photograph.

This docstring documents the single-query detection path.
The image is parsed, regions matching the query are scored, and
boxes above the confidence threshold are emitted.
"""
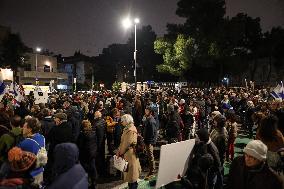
[256,115,284,169]
[77,120,97,189]
[210,114,228,165]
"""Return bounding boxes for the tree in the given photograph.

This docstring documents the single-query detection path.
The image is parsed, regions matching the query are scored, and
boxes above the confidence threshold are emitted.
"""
[0,33,29,81]
[154,34,197,77]
[0,33,29,69]
[263,27,284,80]
[226,13,263,80]
[159,0,227,81]
[174,0,226,40]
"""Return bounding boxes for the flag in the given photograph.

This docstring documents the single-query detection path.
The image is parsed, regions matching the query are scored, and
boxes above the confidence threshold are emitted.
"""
[8,82,15,97]
[0,71,6,101]
[49,80,55,92]
[0,70,5,95]
[271,84,284,100]
[14,83,25,103]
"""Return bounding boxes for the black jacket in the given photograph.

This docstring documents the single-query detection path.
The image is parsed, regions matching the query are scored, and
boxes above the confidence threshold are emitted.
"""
[48,143,88,189]
[41,116,55,138]
[93,118,106,152]
[67,110,81,143]
[143,115,157,145]
[47,121,73,154]
[227,156,282,189]
[77,130,97,162]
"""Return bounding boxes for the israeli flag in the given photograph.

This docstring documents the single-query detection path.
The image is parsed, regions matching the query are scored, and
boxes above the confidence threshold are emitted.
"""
[271,84,284,100]
[0,71,5,95]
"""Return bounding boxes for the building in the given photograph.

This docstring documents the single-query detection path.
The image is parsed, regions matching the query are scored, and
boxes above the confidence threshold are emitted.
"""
[17,53,68,86]
[57,52,94,90]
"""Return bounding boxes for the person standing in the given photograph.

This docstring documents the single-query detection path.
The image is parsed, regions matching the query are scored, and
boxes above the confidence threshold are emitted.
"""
[47,143,88,189]
[18,117,45,187]
[93,111,106,177]
[143,106,157,179]
[116,114,141,189]
[77,120,97,189]
[227,140,283,189]
[45,113,73,184]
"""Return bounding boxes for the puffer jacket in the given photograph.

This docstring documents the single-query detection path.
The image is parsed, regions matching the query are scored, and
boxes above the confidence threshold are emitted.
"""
[47,143,88,189]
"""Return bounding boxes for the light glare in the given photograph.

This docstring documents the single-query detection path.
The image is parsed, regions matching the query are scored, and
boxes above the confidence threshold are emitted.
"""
[122,18,132,29]
[134,18,140,24]
[36,47,41,52]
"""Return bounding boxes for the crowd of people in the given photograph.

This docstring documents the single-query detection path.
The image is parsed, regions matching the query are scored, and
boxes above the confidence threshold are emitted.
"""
[0,86,283,189]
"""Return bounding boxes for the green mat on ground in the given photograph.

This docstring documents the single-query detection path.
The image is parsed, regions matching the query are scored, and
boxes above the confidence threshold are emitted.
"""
[123,130,252,189]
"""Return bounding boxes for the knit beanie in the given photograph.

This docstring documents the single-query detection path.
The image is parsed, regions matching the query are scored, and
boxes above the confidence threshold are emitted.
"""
[196,128,209,143]
[8,147,36,172]
[243,140,267,161]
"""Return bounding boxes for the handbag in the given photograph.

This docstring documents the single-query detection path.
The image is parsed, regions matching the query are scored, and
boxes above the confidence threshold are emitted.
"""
[113,155,128,172]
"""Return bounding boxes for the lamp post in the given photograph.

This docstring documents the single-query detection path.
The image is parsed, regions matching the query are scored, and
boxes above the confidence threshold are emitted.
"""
[122,17,140,90]
[35,47,41,86]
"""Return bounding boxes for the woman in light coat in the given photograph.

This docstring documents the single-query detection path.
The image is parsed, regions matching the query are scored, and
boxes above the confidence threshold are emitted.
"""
[116,114,141,189]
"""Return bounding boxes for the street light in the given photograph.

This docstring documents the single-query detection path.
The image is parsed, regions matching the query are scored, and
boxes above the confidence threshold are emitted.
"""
[122,17,140,90]
[35,47,41,86]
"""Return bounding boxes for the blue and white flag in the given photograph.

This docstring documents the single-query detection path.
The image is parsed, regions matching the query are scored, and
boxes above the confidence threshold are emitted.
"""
[14,83,24,103]
[0,71,5,95]
[271,84,284,100]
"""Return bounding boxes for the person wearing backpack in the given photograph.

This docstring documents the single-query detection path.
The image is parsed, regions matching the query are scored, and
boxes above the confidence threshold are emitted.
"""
[18,117,46,187]
[181,128,222,189]
[0,115,23,166]
[143,106,157,180]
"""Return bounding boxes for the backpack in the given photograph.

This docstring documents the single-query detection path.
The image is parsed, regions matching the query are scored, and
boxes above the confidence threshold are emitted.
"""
[130,131,145,159]
[185,142,214,189]
[8,132,24,147]
[26,138,48,167]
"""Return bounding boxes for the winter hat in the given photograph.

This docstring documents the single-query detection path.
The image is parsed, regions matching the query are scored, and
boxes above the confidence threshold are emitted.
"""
[211,111,221,118]
[196,128,209,143]
[8,147,36,172]
[179,99,186,105]
[54,113,67,121]
[243,140,268,161]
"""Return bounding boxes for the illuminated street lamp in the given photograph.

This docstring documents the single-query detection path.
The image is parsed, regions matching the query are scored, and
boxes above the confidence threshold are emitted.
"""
[122,17,140,90]
[35,47,41,85]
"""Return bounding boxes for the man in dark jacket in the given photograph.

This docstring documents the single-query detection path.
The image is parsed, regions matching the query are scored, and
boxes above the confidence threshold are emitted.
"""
[40,108,55,138]
[64,101,81,142]
[182,128,222,189]
[93,111,106,177]
[47,143,88,189]
[143,106,157,179]
[227,140,283,189]
[45,113,73,183]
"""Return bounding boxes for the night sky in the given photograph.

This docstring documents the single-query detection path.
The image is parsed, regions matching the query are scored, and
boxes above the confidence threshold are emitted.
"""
[0,0,283,57]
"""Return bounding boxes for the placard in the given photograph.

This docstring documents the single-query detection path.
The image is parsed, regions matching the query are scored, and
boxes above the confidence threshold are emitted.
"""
[155,139,195,189]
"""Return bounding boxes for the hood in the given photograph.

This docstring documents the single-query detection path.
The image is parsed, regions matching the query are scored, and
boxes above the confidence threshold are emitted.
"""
[52,143,79,175]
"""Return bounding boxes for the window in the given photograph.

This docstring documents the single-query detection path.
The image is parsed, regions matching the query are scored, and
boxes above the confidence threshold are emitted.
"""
[24,64,31,71]
[44,65,51,72]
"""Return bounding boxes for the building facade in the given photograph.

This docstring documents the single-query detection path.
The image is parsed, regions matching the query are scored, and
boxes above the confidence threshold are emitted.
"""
[17,53,68,86]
